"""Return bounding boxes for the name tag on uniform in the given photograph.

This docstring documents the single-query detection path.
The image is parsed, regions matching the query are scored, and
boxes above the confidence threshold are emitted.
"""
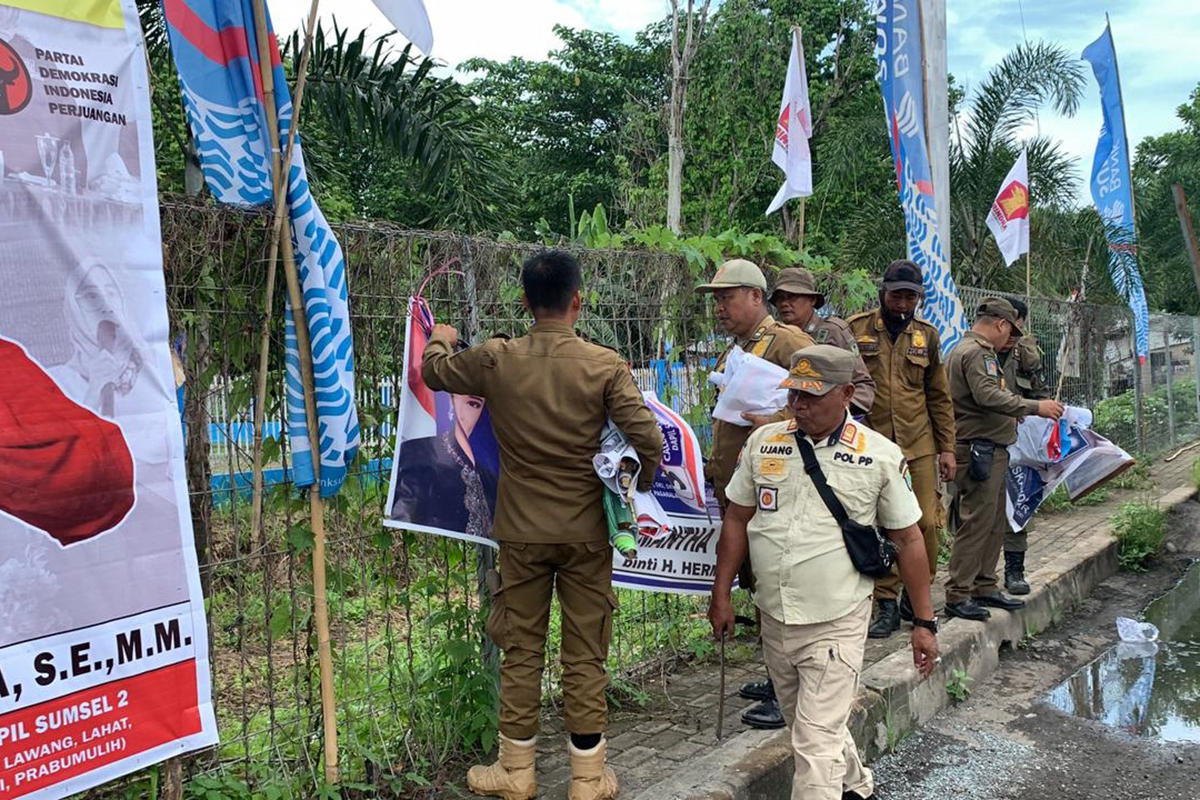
[757,485,778,512]
[907,346,928,357]
[856,336,879,354]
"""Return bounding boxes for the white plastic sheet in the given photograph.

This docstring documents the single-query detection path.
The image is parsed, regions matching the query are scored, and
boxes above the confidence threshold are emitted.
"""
[709,346,790,426]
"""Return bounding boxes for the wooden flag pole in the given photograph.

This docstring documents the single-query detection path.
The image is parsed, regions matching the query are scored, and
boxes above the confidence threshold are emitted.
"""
[1025,250,1031,303]
[250,0,340,785]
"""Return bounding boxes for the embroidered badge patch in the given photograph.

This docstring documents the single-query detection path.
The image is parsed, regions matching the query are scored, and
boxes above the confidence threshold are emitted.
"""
[760,457,786,477]
[985,358,999,377]
[816,328,830,343]
[794,358,821,378]
[757,485,779,512]
[839,423,858,446]
[749,333,776,358]
[912,330,926,348]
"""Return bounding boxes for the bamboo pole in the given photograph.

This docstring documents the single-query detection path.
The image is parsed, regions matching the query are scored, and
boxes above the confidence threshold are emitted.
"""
[249,0,339,784]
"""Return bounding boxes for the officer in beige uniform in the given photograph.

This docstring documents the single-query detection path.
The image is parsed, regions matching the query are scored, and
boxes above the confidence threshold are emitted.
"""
[999,299,1050,595]
[424,250,663,800]
[770,267,876,413]
[697,258,813,730]
[846,261,956,639]
[944,298,1062,622]
[710,345,939,800]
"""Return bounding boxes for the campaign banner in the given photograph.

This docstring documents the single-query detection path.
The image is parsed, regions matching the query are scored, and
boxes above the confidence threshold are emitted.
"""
[384,299,721,594]
[874,0,969,356]
[0,2,217,798]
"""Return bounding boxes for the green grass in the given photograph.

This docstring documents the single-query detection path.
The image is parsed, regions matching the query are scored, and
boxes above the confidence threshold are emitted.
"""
[1038,485,1112,514]
[1111,501,1168,571]
[946,669,973,704]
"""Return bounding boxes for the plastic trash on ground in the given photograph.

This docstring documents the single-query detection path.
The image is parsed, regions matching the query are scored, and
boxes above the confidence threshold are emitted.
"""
[1116,616,1159,643]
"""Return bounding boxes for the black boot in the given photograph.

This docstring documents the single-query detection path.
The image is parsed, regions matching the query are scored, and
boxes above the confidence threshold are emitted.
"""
[945,599,991,621]
[738,678,773,702]
[842,792,877,800]
[741,690,785,730]
[868,599,900,639]
[898,590,914,622]
[1005,551,1031,595]
[975,592,1025,611]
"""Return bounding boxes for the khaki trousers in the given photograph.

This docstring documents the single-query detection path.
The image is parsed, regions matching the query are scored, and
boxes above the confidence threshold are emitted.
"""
[1004,521,1031,553]
[487,540,616,739]
[945,443,1010,604]
[760,600,874,800]
[874,453,939,600]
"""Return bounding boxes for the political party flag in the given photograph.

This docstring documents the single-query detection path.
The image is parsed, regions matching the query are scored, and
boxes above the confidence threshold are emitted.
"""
[643,391,707,513]
[874,0,969,355]
[986,150,1031,266]
[1082,24,1150,363]
[766,29,813,215]
[163,0,361,496]
[369,0,433,53]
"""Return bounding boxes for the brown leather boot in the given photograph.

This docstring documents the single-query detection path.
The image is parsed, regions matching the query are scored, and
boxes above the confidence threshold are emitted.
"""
[567,739,618,800]
[467,734,538,799]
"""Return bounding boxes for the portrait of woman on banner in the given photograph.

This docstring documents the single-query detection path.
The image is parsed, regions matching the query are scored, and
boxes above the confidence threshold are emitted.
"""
[390,389,500,542]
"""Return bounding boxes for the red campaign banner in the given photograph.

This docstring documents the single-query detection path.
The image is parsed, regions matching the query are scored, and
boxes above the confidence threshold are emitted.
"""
[0,661,201,799]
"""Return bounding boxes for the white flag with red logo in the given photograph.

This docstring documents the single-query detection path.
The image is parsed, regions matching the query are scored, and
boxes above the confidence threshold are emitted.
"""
[370,0,434,53]
[766,30,813,215]
[986,150,1031,266]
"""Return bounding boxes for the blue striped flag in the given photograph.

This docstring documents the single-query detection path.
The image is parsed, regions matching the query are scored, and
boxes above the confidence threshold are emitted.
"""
[163,0,360,496]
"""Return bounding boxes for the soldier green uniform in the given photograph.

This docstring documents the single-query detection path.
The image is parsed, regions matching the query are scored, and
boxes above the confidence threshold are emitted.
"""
[1001,331,1050,588]
[847,308,955,604]
[945,299,1043,610]
[771,267,876,413]
[423,323,662,742]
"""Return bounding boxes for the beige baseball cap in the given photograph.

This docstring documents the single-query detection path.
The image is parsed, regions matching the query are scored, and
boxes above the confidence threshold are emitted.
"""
[771,267,825,309]
[778,345,856,396]
[694,259,768,294]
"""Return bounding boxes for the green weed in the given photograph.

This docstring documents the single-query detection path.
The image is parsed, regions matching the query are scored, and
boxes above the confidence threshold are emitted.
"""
[1112,501,1168,571]
[945,669,973,704]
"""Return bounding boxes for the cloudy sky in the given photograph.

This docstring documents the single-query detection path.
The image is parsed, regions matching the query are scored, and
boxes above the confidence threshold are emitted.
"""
[269,0,1200,199]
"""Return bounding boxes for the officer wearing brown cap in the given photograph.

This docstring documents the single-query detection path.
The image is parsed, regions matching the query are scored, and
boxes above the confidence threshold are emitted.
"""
[944,298,1063,622]
[998,298,1050,595]
[847,260,956,638]
[769,267,876,413]
[697,258,813,730]
[424,250,663,800]
[710,345,938,800]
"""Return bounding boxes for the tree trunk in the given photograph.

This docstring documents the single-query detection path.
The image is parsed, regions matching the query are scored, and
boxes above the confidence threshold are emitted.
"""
[666,0,712,235]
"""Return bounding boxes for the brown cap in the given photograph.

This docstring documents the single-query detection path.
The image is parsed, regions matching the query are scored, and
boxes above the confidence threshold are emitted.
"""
[881,259,925,294]
[777,344,856,396]
[976,296,1025,336]
[694,259,768,294]
[771,267,825,309]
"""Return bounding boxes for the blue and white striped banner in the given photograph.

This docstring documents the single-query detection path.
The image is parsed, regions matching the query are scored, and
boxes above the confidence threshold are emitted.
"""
[164,0,360,495]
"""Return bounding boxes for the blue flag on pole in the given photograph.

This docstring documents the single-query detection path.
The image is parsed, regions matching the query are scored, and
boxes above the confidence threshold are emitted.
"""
[874,0,968,356]
[163,0,361,496]
[1082,26,1150,363]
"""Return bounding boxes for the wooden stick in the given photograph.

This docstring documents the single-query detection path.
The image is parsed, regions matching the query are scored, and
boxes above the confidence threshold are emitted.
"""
[1055,237,1094,402]
[249,0,339,785]
[1171,183,1200,302]
[1025,250,1031,303]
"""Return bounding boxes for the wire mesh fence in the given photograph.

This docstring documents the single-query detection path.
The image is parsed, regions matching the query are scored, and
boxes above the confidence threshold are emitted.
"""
[91,198,1200,797]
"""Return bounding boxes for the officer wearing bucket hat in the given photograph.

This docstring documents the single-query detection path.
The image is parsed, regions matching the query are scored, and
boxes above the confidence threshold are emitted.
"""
[944,297,1063,622]
[697,258,813,730]
[769,267,875,413]
[710,345,938,800]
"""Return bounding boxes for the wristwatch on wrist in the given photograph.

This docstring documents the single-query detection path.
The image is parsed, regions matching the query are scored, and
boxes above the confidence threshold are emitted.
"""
[912,616,938,634]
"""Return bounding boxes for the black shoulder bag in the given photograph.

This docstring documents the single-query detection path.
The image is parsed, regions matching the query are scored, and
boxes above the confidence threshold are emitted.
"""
[793,432,898,578]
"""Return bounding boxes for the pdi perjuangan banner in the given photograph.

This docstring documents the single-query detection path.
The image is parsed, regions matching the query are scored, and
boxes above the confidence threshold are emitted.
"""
[384,299,721,594]
[0,2,217,798]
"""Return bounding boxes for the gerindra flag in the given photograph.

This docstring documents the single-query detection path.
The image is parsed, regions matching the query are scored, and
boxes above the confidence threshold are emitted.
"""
[1082,26,1149,362]
[163,0,360,495]
[986,150,1031,266]
[766,30,812,215]
[370,0,433,54]
[874,0,968,355]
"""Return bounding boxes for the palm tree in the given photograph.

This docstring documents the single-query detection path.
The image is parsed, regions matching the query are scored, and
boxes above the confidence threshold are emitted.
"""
[950,41,1086,292]
[137,2,511,229]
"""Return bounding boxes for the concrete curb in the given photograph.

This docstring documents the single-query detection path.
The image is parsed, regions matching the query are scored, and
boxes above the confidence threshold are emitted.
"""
[636,484,1197,800]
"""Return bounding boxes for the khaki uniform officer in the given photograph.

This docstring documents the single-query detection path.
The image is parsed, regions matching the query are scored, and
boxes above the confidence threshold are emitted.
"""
[709,345,939,800]
[424,250,662,800]
[944,298,1062,622]
[697,258,813,731]
[770,267,876,413]
[999,300,1050,595]
[847,260,956,639]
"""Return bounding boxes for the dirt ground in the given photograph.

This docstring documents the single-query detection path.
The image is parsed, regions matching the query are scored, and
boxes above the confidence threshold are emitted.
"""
[873,499,1200,800]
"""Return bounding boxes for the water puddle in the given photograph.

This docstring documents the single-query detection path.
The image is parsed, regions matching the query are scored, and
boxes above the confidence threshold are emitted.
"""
[1045,561,1200,743]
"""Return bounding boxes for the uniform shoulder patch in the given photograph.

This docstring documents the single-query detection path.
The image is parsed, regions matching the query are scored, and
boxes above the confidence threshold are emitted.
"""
[839,422,858,446]
[757,485,779,512]
[749,333,776,358]
[985,357,1000,377]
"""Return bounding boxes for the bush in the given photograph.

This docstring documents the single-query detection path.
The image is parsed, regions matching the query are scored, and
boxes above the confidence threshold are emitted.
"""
[1094,378,1197,452]
[1111,501,1167,571]
[1192,457,1200,491]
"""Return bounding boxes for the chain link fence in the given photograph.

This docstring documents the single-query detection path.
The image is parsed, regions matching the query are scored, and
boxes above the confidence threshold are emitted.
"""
[93,199,1200,797]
